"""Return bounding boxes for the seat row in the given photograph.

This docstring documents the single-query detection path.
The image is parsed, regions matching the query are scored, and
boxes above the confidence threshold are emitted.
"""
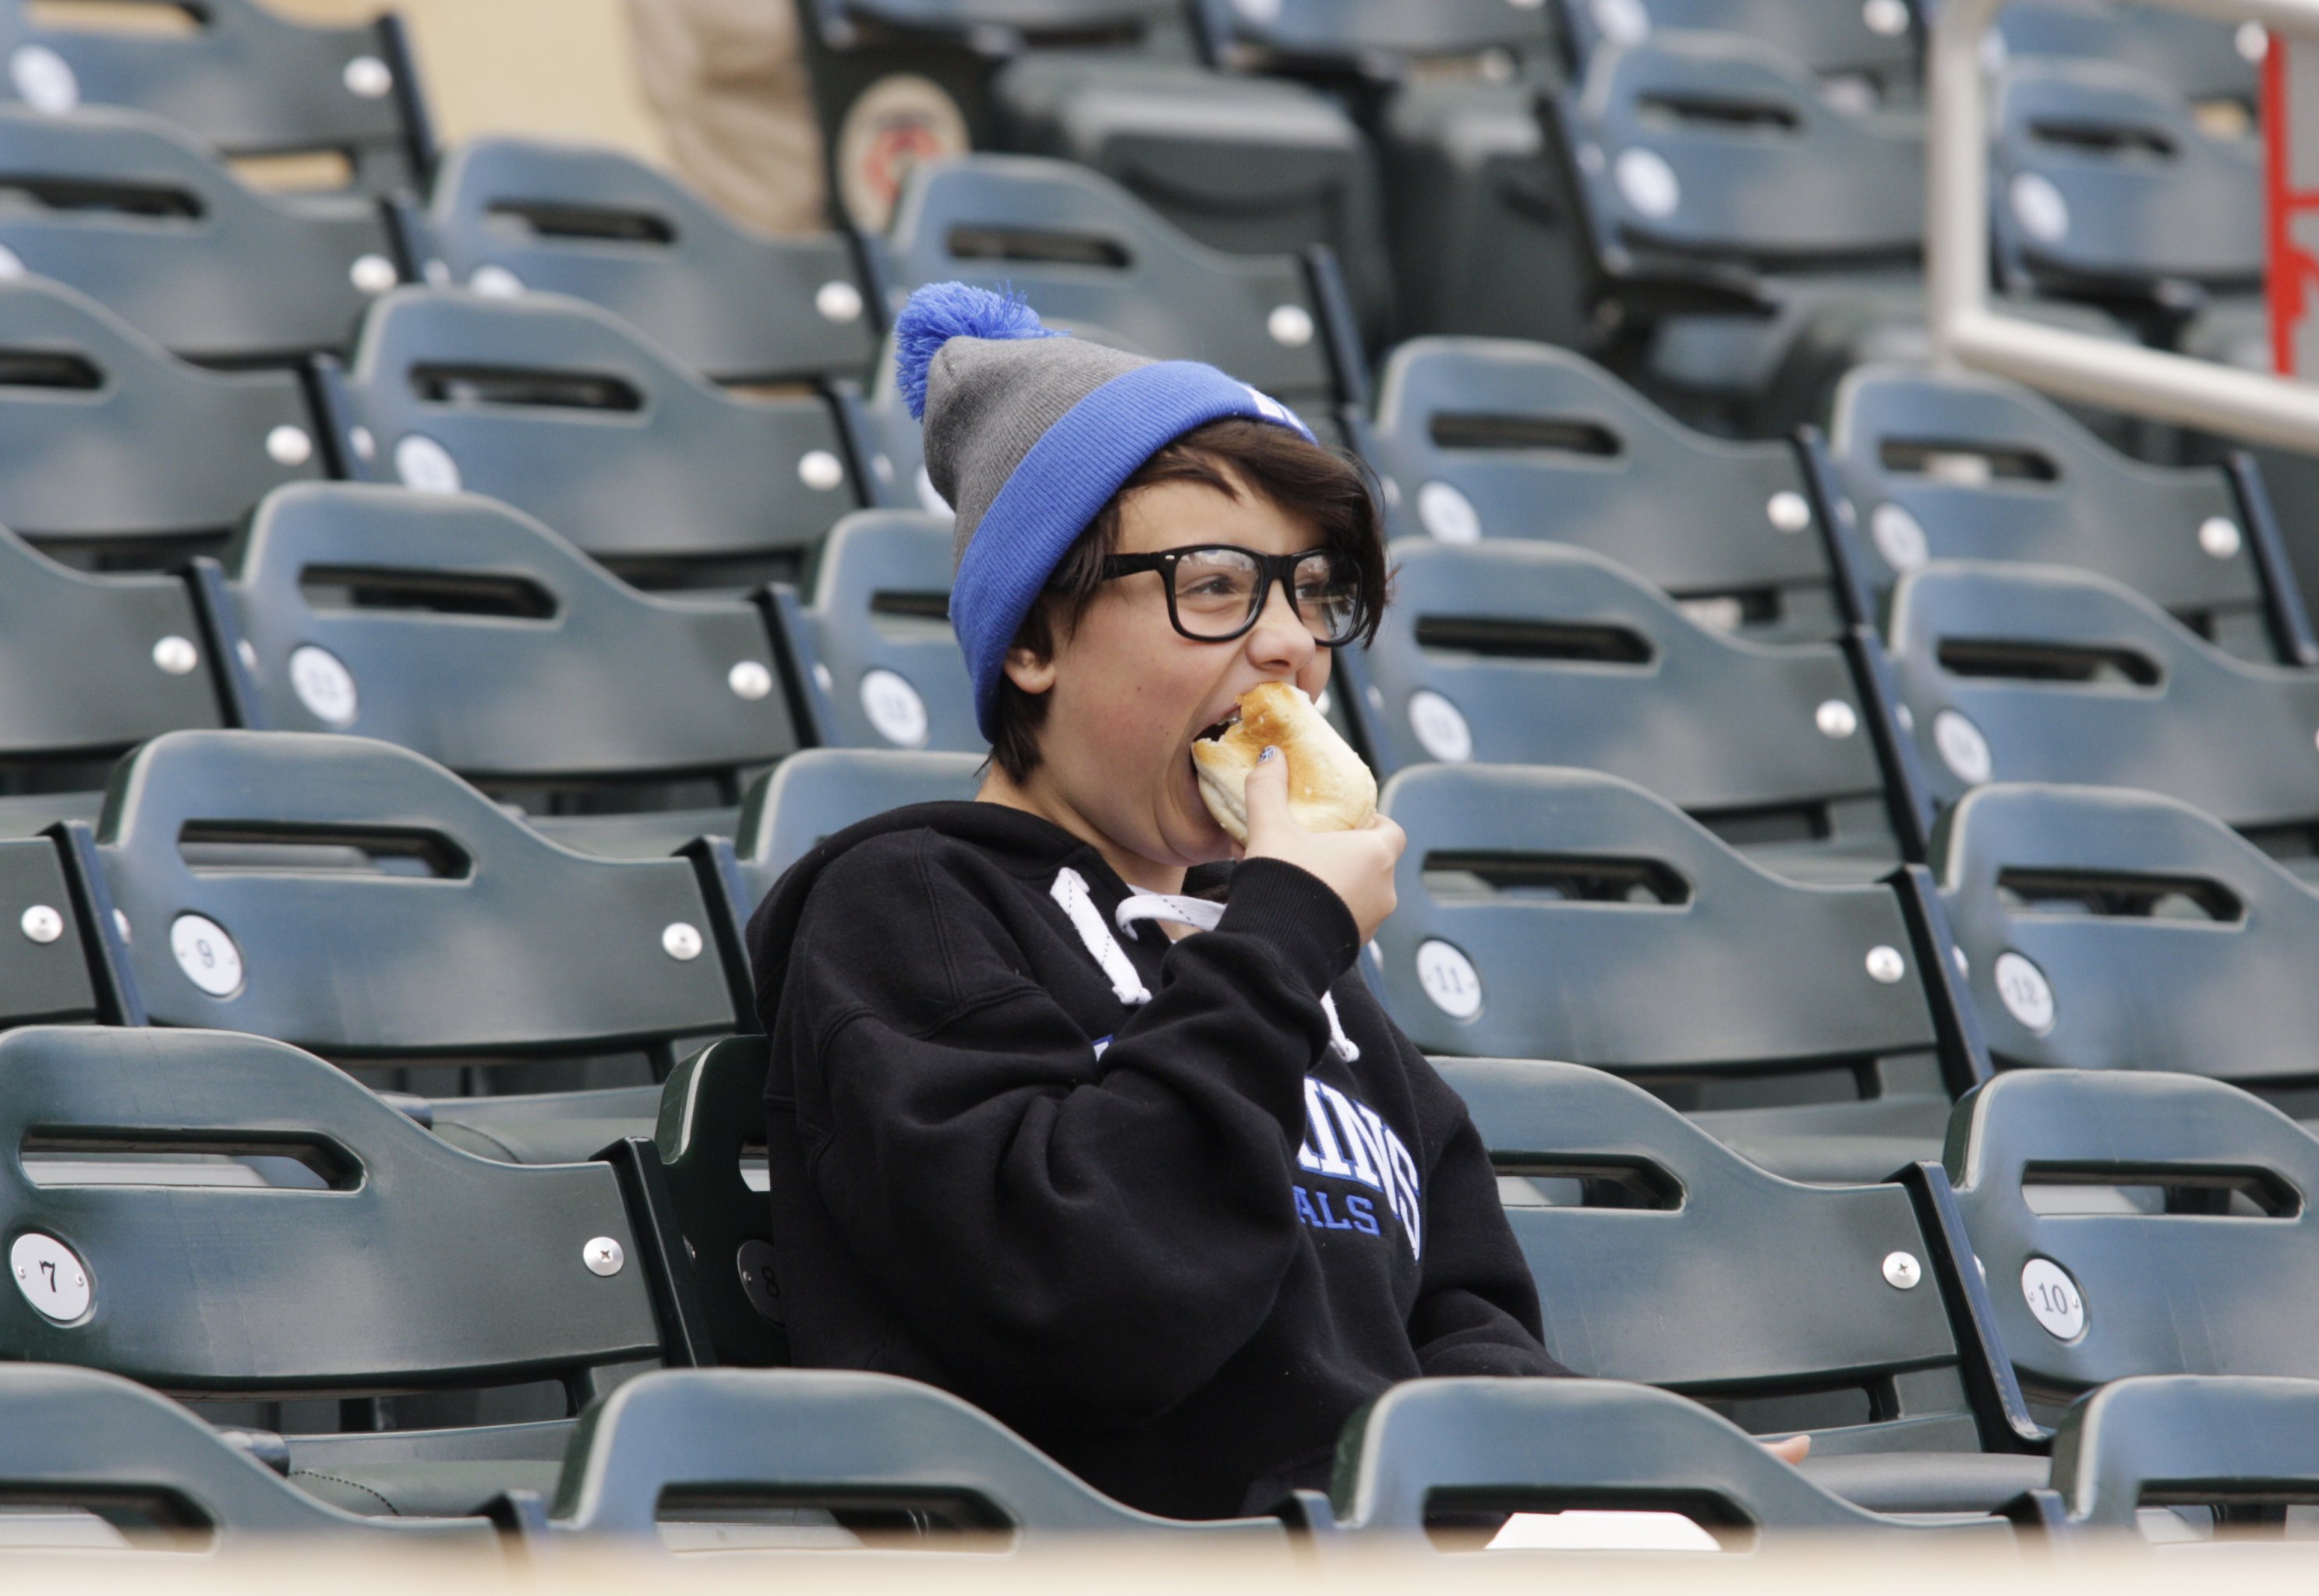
[0,1010,2315,1546]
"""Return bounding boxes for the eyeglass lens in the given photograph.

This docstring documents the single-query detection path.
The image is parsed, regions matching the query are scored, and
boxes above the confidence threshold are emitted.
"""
[1169,548,1361,642]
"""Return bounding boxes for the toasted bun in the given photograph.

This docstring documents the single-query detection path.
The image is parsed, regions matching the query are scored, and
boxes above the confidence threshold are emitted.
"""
[1191,681,1377,843]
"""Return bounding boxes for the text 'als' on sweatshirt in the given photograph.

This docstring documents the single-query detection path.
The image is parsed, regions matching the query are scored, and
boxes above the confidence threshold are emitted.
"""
[745,800,1565,1522]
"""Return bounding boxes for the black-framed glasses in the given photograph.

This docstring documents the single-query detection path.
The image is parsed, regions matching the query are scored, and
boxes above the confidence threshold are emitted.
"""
[1098,545,1366,646]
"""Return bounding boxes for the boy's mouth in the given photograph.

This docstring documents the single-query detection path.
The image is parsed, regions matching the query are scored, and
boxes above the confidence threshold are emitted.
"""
[1193,708,1240,745]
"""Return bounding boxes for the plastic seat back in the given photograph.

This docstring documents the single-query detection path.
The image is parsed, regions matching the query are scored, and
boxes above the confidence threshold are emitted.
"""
[1933,783,2319,1085]
[552,1367,1293,1543]
[0,1364,498,1547]
[1992,60,2260,298]
[0,0,424,192]
[1554,34,1921,271]
[1196,0,1555,66]
[2045,1375,2319,1530]
[884,154,1340,404]
[1996,2,2254,108]
[0,1025,664,1395]
[1830,364,2265,645]
[1351,542,1889,855]
[92,731,748,1058]
[1331,1379,2009,1540]
[0,104,394,360]
[224,484,794,785]
[1886,562,2319,830]
[1555,0,1917,94]
[1370,338,1834,640]
[338,288,859,577]
[731,749,985,911]
[0,278,320,549]
[653,1037,783,1368]
[1943,1069,2319,1393]
[770,510,978,754]
[0,837,104,1026]
[419,138,875,384]
[1375,764,1936,1075]
[1442,1058,1973,1448]
[0,521,219,764]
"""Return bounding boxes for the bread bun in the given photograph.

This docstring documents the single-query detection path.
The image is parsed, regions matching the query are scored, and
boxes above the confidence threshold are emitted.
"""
[1192,681,1377,843]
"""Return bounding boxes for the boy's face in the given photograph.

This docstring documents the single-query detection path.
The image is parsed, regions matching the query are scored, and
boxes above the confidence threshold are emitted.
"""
[1003,471,1334,871]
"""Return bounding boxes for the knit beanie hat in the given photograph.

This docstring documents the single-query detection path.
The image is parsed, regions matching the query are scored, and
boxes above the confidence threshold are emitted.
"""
[894,282,1316,741]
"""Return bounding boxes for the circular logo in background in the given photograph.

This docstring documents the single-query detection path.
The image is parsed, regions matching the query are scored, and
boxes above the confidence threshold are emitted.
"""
[836,74,971,234]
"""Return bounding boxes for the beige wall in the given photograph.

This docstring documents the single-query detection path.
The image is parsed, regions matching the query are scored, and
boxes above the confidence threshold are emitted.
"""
[268,0,669,164]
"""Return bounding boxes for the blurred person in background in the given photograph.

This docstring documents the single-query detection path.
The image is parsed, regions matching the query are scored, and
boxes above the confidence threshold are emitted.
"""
[626,0,827,233]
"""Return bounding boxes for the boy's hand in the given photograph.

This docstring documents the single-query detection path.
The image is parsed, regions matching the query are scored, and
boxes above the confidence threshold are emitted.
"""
[1763,1435,1811,1466]
[1239,746,1405,945]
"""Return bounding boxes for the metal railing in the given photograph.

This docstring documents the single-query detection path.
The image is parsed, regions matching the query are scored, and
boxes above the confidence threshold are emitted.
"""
[1928,0,2319,450]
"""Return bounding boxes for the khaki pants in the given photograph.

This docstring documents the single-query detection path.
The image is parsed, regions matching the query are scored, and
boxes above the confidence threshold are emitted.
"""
[625,0,827,235]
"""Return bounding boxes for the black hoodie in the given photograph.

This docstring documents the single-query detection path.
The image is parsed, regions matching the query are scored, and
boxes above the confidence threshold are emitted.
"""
[746,800,1564,1520]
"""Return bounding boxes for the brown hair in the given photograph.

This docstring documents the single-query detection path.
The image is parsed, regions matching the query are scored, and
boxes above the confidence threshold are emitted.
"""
[986,416,1388,782]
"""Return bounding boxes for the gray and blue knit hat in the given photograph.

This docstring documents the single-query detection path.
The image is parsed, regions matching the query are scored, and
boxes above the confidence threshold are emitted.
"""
[895,282,1315,740]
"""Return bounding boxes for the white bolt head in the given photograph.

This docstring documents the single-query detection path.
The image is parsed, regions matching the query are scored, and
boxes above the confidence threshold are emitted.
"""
[798,450,845,492]
[348,425,377,462]
[1865,945,1906,983]
[342,54,394,97]
[815,280,864,323]
[1767,490,1811,532]
[1614,147,1681,219]
[394,434,462,494]
[2009,171,2070,245]
[1416,939,1485,1019]
[812,662,834,694]
[468,264,524,298]
[1993,950,2056,1033]
[1815,699,1859,740]
[1933,708,1993,786]
[1862,0,1909,37]
[1870,503,1929,571]
[9,45,79,115]
[19,905,62,945]
[0,244,23,280]
[1882,1250,1921,1289]
[2237,21,2270,61]
[111,909,129,944]
[422,258,451,287]
[235,639,258,672]
[152,635,199,676]
[288,644,359,728]
[583,1237,626,1276]
[1409,690,1474,764]
[349,253,399,295]
[266,425,314,467]
[1267,304,1314,348]
[728,661,774,701]
[1416,480,1481,544]
[662,923,704,962]
[2197,516,2242,560]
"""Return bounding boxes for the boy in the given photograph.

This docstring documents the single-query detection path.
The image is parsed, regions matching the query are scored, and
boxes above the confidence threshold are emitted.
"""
[746,284,1564,1520]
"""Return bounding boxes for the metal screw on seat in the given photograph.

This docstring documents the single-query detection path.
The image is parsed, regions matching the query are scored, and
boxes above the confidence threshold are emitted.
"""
[583,1238,625,1277]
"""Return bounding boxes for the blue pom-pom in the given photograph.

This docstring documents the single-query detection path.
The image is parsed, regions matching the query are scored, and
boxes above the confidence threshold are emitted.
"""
[893,282,1059,420]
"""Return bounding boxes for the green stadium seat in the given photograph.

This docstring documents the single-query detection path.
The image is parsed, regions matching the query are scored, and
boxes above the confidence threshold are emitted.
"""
[411,137,875,386]
[1344,541,1907,881]
[0,278,323,565]
[1827,364,2291,662]
[1374,765,1982,1178]
[0,104,397,361]
[214,483,796,856]
[724,747,985,915]
[765,510,979,754]
[331,288,863,590]
[0,0,431,195]
[1368,338,1840,643]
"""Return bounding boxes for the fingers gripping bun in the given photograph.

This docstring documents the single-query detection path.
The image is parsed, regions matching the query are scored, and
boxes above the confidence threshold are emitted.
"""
[1191,682,1378,842]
